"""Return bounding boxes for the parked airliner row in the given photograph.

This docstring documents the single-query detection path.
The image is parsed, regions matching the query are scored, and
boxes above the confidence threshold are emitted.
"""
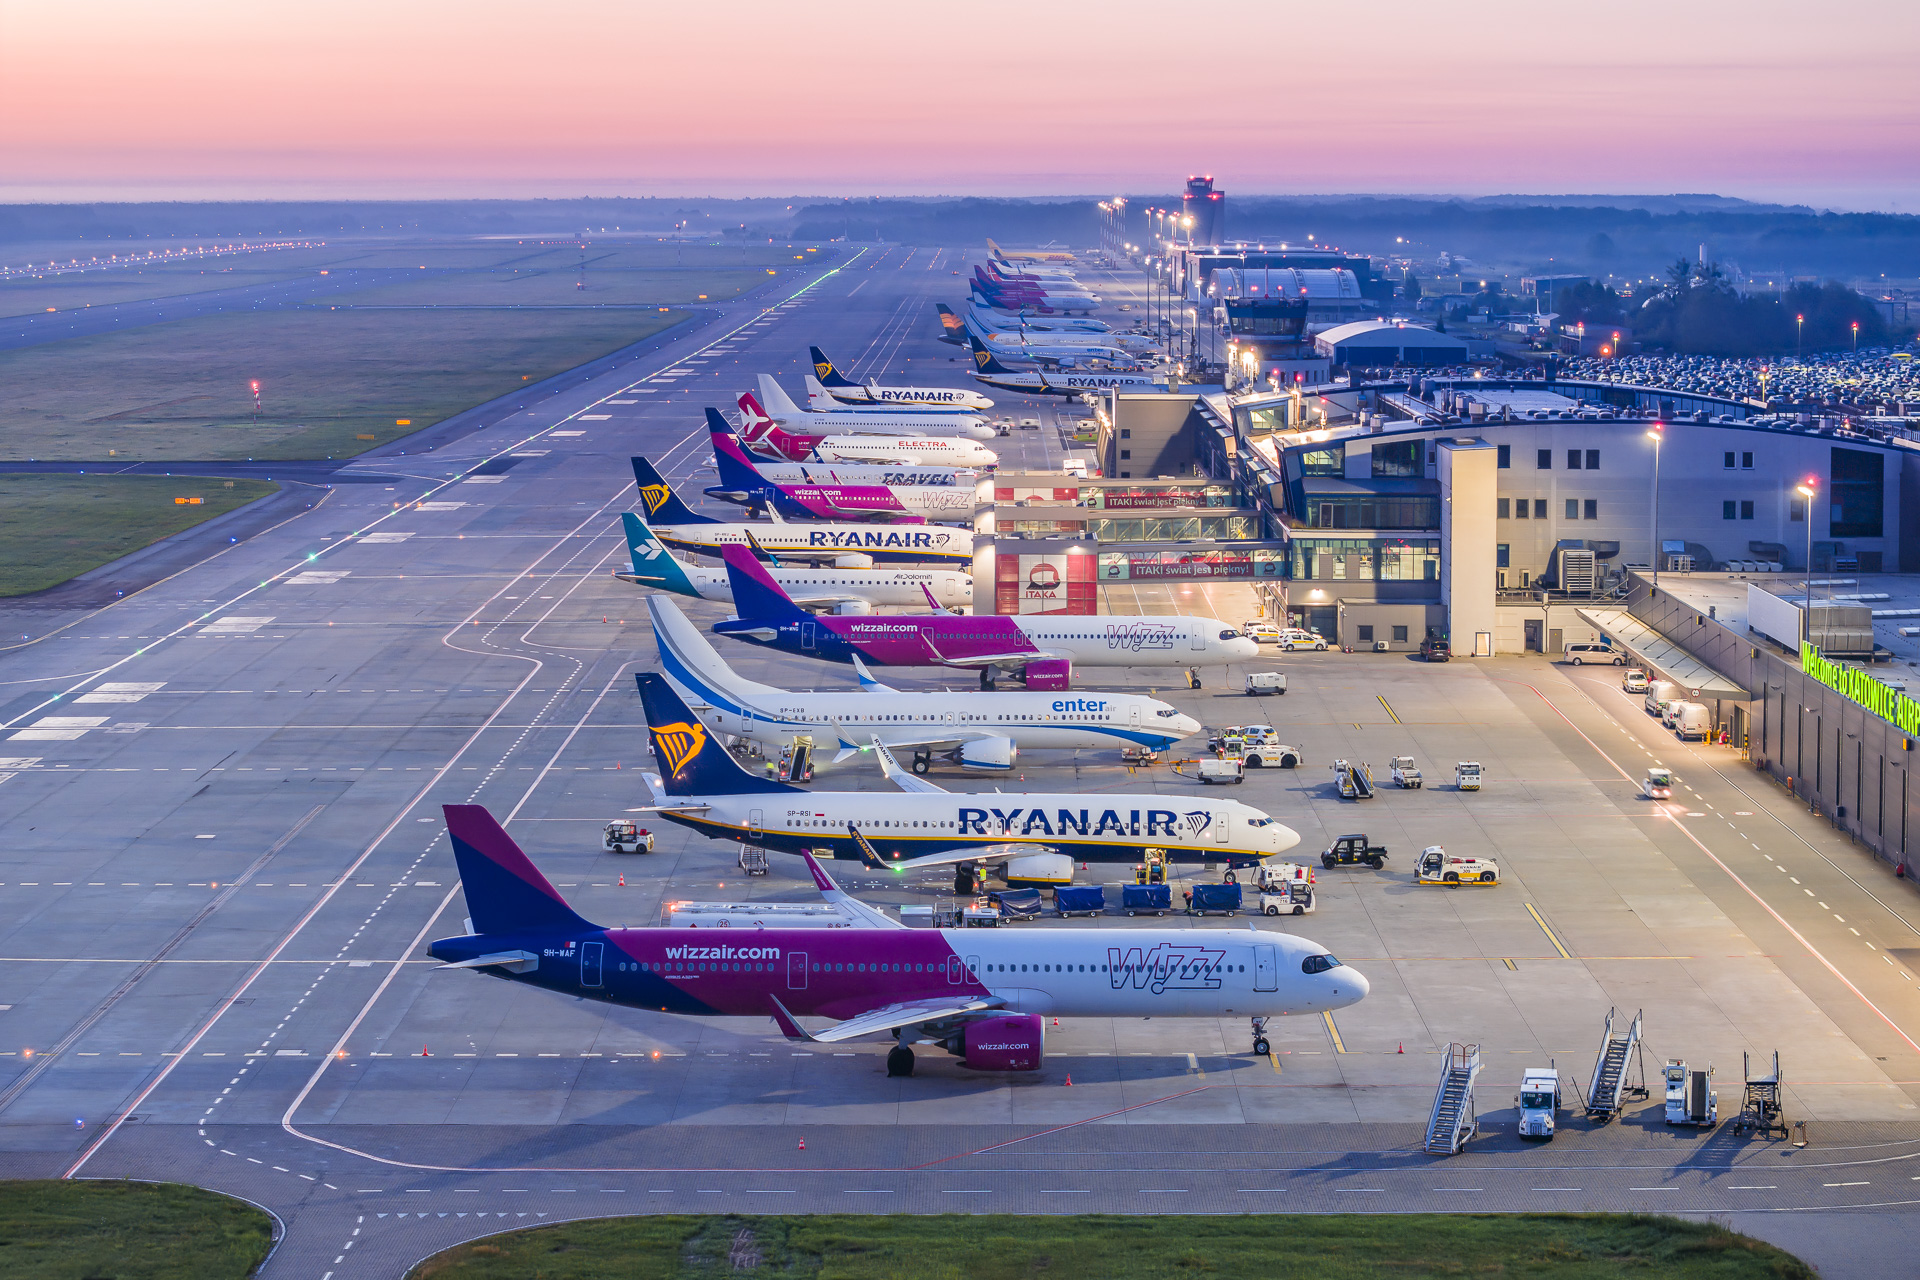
[711,545,1256,689]
[708,419,975,521]
[648,595,1199,771]
[617,516,973,614]
[737,402,999,468]
[631,459,975,567]
[755,375,994,439]
[809,347,995,409]
[430,803,1362,1075]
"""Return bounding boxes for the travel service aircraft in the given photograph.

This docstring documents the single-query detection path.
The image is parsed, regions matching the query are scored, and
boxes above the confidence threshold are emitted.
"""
[967,336,1167,396]
[648,595,1199,771]
[708,418,976,522]
[630,458,974,567]
[737,397,999,469]
[755,375,994,440]
[810,347,994,409]
[429,802,1362,1075]
[617,515,973,614]
[696,411,976,500]
[711,545,1257,689]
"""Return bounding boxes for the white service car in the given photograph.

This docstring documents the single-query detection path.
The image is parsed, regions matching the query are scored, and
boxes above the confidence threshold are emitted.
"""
[1277,628,1328,651]
[1242,621,1283,643]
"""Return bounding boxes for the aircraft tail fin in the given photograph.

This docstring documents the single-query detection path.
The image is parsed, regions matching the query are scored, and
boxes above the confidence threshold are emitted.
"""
[636,672,794,796]
[755,374,807,419]
[803,373,839,412]
[967,333,1016,375]
[619,512,699,595]
[630,457,716,525]
[706,410,774,497]
[743,529,782,566]
[810,346,856,388]
[719,543,811,627]
[934,303,968,345]
[646,595,782,714]
[443,804,599,936]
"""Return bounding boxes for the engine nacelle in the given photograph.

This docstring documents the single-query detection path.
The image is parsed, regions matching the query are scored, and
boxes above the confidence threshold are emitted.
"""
[955,736,1016,771]
[829,599,873,616]
[962,1014,1044,1072]
[831,554,874,569]
[1020,658,1073,692]
[1002,853,1075,887]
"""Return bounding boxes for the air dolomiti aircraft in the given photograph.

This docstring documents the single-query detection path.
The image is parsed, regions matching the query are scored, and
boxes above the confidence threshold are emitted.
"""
[756,375,994,440]
[738,401,1000,469]
[634,672,1297,889]
[617,515,973,614]
[967,336,1168,397]
[649,595,1199,771]
[708,418,976,522]
[810,347,994,409]
[630,458,974,567]
[712,545,1256,689]
[429,803,1362,1076]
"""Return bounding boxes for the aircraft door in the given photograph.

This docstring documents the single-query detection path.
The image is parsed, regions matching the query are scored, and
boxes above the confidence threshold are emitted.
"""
[1253,944,1278,992]
[946,955,966,984]
[581,941,604,989]
[802,620,818,650]
[787,952,809,990]
[1130,704,1140,728]
[1191,626,1206,652]
[1214,810,1231,844]
[748,809,764,839]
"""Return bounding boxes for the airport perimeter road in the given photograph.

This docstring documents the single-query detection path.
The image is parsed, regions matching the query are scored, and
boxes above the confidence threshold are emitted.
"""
[1,247,1916,1280]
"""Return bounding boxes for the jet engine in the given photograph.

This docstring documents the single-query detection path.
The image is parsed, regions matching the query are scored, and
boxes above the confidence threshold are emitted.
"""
[1002,853,1074,887]
[954,737,1016,771]
[960,1014,1044,1071]
[1019,658,1072,691]
[832,554,874,569]
[829,599,874,616]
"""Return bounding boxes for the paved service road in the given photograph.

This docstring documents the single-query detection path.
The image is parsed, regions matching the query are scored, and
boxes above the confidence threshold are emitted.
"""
[1,243,1917,1280]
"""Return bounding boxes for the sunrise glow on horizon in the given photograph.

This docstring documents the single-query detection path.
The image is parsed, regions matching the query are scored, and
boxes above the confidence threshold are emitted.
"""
[2,0,1916,208]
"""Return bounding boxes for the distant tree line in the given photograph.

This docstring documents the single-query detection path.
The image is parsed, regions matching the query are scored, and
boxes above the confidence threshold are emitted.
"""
[1628,267,1890,356]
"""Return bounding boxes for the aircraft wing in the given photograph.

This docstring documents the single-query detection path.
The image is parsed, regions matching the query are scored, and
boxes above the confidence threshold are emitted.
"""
[922,646,1064,669]
[850,654,899,692]
[636,772,714,811]
[768,993,1003,1044]
[788,594,873,612]
[849,822,1055,872]
[870,738,949,794]
[798,847,903,930]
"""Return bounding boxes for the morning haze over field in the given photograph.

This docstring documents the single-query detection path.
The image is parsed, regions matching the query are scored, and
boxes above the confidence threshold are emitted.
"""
[0,3,1916,1279]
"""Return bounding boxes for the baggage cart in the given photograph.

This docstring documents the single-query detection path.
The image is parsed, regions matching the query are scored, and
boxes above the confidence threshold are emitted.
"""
[1054,884,1106,917]
[1122,883,1171,916]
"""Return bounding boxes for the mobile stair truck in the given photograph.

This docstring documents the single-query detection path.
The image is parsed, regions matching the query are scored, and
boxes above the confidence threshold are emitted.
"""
[1332,759,1375,798]
[1516,1066,1563,1140]
[1424,1043,1483,1155]
[1664,1059,1718,1127]
[1584,1007,1649,1123]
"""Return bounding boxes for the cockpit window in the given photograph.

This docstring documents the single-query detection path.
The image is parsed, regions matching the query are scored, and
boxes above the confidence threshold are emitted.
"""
[1301,953,1343,974]
[1219,629,1240,641]
[1156,709,1179,718]
[1246,817,1272,827]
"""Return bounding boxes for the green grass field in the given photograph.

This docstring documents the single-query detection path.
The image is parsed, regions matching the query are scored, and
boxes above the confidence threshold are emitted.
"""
[0,238,824,461]
[0,474,279,595]
[0,1179,274,1280]
[408,1213,1813,1280]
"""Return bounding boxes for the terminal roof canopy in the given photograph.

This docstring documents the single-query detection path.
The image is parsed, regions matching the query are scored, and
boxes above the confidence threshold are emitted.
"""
[1575,607,1747,701]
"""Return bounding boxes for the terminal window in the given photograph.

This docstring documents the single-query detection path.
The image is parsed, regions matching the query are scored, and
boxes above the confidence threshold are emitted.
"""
[1742,452,1754,469]
[1567,449,1583,470]
[1496,543,1510,568]
[1724,451,1737,469]
[1497,445,1511,468]
[1723,500,1737,519]
[1514,500,1528,519]
[1584,499,1598,519]
[1537,449,1552,469]
[1357,625,1374,642]
[1741,500,1755,519]
[1565,498,1579,519]
[1393,625,1409,642]
[1497,498,1510,518]
[1534,499,1547,519]
[1830,447,1884,538]
[1586,449,1600,469]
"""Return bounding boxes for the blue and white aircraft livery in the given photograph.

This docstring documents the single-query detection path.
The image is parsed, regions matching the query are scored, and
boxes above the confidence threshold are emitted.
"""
[648,595,1200,771]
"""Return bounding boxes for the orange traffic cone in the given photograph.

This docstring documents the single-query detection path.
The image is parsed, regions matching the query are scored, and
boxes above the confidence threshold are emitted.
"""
[798,1137,806,1150]
[1064,1074,1073,1086]
[423,1045,431,1057]
[1397,1043,1404,1054]
[618,875,626,887]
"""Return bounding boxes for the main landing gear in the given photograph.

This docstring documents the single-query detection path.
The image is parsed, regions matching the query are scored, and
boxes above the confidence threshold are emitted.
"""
[1251,1016,1271,1057]
[1186,668,1203,690]
[887,1041,916,1078]
[911,751,933,775]
[953,863,984,894]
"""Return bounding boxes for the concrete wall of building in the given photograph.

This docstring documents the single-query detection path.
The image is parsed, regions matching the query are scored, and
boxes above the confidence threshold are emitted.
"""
[1440,439,1500,654]
[1494,603,1605,655]
[1337,601,1446,650]
[1107,394,1199,480]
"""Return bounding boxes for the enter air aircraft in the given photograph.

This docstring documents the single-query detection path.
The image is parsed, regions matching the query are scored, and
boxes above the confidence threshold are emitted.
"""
[430,804,1363,1076]
[712,544,1256,689]
[649,595,1200,772]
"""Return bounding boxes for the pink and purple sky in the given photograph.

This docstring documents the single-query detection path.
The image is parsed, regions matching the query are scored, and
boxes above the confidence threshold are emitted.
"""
[2,0,1915,209]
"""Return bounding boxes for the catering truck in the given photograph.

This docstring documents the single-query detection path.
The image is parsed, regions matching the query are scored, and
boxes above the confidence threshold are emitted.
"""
[1516,1066,1563,1140]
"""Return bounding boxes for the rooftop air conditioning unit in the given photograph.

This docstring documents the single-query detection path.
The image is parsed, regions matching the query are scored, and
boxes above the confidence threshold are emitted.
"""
[1561,549,1597,595]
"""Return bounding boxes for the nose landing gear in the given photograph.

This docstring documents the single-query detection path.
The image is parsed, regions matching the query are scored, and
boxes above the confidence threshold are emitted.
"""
[1251,1016,1271,1057]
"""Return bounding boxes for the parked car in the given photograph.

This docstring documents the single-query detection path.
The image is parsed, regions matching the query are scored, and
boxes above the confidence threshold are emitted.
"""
[1242,621,1283,643]
[1277,628,1328,651]
[1420,635,1452,662]
[1623,668,1650,693]
[1565,643,1624,666]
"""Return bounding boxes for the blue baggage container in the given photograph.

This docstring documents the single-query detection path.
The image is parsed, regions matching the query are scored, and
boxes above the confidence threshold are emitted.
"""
[1187,882,1243,915]
[990,887,1043,920]
[1054,884,1106,916]
[1122,883,1171,915]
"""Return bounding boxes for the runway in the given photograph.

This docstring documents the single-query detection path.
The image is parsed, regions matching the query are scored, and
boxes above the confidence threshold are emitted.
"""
[1,243,1917,1278]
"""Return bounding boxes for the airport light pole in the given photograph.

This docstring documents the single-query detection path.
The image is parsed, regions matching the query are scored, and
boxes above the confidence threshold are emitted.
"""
[1797,478,1817,588]
[1646,424,1664,587]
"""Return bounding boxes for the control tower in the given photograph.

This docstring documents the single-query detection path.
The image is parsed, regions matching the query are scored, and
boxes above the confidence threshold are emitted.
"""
[1182,175,1225,245]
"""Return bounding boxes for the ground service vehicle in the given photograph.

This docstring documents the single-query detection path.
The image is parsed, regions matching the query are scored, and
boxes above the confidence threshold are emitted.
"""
[1564,643,1624,666]
[1645,680,1679,716]
[1193,757,1245,784]
[1243,622,1282,643]
[1417,845,1500,885]
[603,821,655,854]
[1323,834,1388,870]
[1644,767,1674,799]
[1243,743,1302,769]
[1390,756,1423,788]
[1246,672,1288,695]
[1421,635,1451,662]
[1455,761,1482,790]
[1664,1059,1717,1127]
[1516,1067,1563,1140]
[1122,883,1171,915]
[1278,628,1328,651]
[1054,884,1105,916]
[1242,725,1277,745]
[1257,863,1316,915]
[1332,759,1375,798]
[1673,702,1712,741]
[1624,668,1650,693]
[1186,882,1243,916]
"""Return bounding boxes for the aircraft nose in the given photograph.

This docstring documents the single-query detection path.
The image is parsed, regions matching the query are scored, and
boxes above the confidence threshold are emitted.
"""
[1231,637,1259,658]
[1337,966,1371,1007]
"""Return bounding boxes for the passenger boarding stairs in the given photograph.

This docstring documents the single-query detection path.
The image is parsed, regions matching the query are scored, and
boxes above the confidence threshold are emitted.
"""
[1423,1043,1481,1155]
[1584,1007,1648,1123]
[1335,760,1375,800]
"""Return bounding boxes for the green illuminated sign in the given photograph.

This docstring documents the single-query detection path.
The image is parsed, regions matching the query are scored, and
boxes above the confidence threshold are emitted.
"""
[1801,641,1920,735]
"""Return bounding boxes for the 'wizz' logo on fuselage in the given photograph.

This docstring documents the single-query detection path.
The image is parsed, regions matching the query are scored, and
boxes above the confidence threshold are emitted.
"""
[1108,943,1226,993]
[1105,624,1176,652]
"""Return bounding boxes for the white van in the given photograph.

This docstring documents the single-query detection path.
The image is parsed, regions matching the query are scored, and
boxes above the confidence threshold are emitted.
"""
[1644,680,1679,717]
[1564,643,1624,666]
[1673,702,1713,742]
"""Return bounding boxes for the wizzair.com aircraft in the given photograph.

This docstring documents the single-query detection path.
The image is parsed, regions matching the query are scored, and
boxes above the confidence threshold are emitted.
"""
[737,394,1000,468]
[755,375,995,440]
[630,458,974,568]
[648,595,1199,771]
[708,417,976,522]
[616,515,974,614]
[430,801,1363,1076]
[711,544,1257,689]
[809,347,994,409]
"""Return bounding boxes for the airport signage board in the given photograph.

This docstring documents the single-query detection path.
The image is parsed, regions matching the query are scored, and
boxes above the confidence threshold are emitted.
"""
[1801,641,1920,735]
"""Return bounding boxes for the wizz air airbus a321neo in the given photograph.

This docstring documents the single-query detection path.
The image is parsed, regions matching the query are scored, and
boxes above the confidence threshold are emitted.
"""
[429,804,1363,1075]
